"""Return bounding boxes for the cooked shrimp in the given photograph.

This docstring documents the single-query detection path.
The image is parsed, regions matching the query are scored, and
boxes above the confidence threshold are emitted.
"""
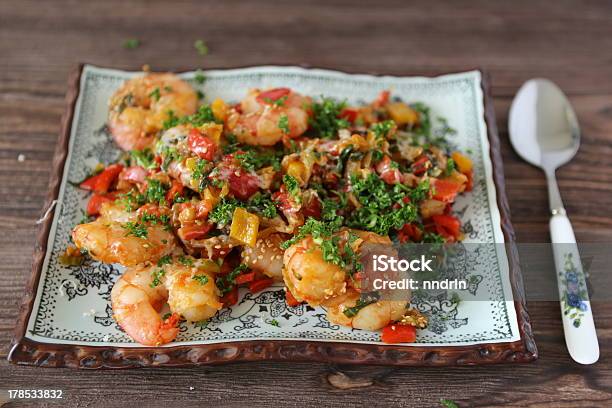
[325,290,407,331]
[72,202,176,267]
[111,265,179,346]
[228,88,311,146]
[165,260,222,322]
[283,235,347,306]
[241,233,286,280]
[109,73,198,151]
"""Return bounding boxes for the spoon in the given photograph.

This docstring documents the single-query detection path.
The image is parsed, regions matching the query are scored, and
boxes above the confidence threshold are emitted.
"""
[509,79,599,364]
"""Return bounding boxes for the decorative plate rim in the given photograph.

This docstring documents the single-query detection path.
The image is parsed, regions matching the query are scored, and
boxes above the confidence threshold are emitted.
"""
[8,64,537,368]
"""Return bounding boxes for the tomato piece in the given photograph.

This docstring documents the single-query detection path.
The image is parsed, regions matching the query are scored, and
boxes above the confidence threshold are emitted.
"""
[187,129,217,161]
[93,164,124,194]
[248,278,274,293]
[178,223,213,241]
[165,180,185,203]
[79,173,101,191]
[411,156,430,176]
[374,90,390,107]
[121,166,147,184]
[302,194,322,219]
[376,156,402,184]
[86,193,115,216]
[339,108,359,123]
[256,87,291,104]
[228,170,260,200]
[285,290,302,307]
[432,214,461,240]
[235,271,256,285]
[80,164,124,193]
[220,286,239,307]
[397,223,423,243]
[432,179,462,202]
[381,324,416,344]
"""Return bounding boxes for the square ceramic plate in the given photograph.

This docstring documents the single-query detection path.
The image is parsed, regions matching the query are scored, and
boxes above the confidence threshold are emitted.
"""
[9,64,536,368]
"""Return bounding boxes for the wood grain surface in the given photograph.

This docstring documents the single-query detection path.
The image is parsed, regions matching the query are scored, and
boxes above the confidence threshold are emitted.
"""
[0,0,611,406]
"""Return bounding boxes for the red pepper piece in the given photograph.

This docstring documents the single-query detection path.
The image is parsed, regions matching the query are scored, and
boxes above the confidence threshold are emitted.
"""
[381,324,417,344]
[187,129,217,161]
[248,278,274,293]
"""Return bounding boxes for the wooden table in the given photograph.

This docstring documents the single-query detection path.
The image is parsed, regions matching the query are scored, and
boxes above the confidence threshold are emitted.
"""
[1,1,611,406]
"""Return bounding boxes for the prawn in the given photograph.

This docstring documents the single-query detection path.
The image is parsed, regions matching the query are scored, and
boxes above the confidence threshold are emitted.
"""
[72,202,176,267]
[241,233,286,281]
[111,265,180,346]
[108,73,198,151]
[325,289,408,331]
[165,259,223,322]
[282,235,347,306]
[228,88,311,146]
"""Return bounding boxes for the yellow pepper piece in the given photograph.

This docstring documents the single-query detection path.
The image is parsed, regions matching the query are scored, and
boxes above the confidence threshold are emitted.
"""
[386,102,419,126]
[197,259,221,274]
[230,207,260,247]
[202,187,221,209]
[211,98,228,122]
[196,123,223,146]
[286,161,308,185]
[451,151,473,173]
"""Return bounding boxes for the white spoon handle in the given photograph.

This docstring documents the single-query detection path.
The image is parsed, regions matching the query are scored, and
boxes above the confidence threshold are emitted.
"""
[550,213,599,364]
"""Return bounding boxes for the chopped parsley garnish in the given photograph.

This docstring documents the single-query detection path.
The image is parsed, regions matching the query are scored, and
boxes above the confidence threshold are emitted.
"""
[194,39,209,56]
[283,174,300,202]
[247,193,277,219]
[216,264,249,294]
[150,268,165,288]
[157,255,172,267]
[410,103,457,148]
[440,399,459,408]
[278,114,290,135]
[149,87,161,101]
[122,221,148,238]
[145,179,168,206]
[423,231,445,243]
[309,97,349,138]
[130,148,157,169]
[343,294,379,318]
[445,157,456,176]
[178,255,194,266]
[158,145,182,171]
[321,198,344,222]
[119,189,146,211]
[163,105,219,130]
[235,150,281,172]
[281,217,343,250]
[208,197,242,226]
[370,120,395,140]
[122,38,140,49]
[268,319,280,327]
[193,274,209,285]
[409,179,431,203]
[191,158,210,191]
[347,173,418,236]
[371,149,384,163]
[263,95,287,107]
[194,69,206,84]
